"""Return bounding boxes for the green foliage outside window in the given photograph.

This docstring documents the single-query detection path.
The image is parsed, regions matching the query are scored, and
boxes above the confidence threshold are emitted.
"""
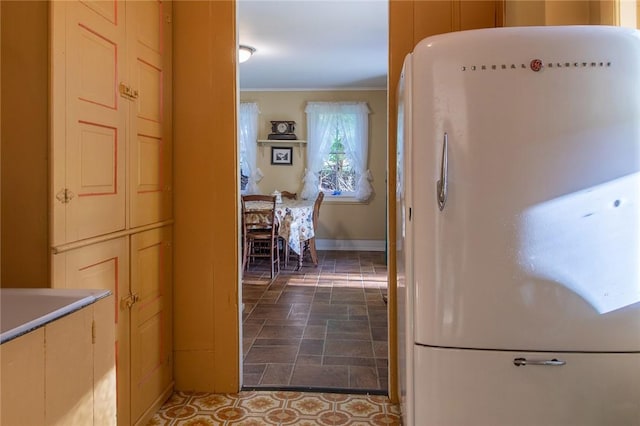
[319,127,356,194]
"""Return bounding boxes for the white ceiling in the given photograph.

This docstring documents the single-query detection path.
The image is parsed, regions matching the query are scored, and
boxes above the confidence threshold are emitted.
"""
[237,0,389,91]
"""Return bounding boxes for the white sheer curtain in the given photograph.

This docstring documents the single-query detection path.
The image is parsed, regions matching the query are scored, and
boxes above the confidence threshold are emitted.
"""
[239,102,262,194]
[302,102,372,201]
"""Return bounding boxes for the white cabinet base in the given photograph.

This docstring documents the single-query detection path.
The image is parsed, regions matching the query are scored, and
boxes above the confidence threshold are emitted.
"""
[413,345,640,426]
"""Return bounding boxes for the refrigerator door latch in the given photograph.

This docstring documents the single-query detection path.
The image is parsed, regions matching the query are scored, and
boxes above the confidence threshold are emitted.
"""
[513,357,566,367]
[436,132,448,211]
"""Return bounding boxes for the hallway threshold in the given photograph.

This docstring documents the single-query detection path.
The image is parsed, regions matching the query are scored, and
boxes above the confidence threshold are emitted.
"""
[241,385,388,396]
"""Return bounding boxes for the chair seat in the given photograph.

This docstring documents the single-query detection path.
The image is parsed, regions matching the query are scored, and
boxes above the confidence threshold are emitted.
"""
[247,231,273,239]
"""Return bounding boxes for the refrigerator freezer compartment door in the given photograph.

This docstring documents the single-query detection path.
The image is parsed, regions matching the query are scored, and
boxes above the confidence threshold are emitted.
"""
[410,26,640,352]
[413,345,640,426]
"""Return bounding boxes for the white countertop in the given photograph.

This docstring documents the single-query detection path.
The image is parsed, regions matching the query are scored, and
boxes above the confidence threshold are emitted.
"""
[1,288,111,344]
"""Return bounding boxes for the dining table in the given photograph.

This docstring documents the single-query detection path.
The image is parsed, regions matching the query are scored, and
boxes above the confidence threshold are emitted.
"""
[244,197,316,270]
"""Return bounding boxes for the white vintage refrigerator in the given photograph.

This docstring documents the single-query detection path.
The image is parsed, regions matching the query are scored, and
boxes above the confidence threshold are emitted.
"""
[397,26,640,426]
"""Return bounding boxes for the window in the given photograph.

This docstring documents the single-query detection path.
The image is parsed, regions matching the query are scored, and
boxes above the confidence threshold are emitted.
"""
[303,102,372,201]
[238,102,262,194]
[319,128,357,195]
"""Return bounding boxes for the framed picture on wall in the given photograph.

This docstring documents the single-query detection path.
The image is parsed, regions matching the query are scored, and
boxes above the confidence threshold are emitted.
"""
[271,147,293,165]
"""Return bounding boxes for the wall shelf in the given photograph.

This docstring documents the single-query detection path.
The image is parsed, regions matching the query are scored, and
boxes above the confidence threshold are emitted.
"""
[257,139,307,147]
[257,140,306,159]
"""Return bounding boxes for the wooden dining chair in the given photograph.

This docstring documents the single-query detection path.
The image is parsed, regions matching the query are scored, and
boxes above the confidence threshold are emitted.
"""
[307,191,324,266]
[286,191,324,268]
[241,194,280,279]
[281,191,297,200]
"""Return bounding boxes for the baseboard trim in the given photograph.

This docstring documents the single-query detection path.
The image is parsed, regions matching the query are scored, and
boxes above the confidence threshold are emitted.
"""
[315,239,386,252]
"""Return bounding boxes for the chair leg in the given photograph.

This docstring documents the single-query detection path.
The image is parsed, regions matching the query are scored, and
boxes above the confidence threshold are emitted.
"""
[278,237,288,269]
[242,237,249,271]
[269,237,280,279]
[284,242,289,268]
[270,239,275,279]
[309,237,318,266]
[275,238,280,276]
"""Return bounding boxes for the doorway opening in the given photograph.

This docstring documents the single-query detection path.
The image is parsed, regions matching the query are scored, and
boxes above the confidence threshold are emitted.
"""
[236,0,389,394]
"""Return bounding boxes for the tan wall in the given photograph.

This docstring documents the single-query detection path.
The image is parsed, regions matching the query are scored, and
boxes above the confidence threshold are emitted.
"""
[240,90,387,242]
[0,0,49,288]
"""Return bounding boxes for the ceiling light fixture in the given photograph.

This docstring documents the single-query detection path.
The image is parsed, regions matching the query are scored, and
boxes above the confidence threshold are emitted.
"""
[238,45,256,63]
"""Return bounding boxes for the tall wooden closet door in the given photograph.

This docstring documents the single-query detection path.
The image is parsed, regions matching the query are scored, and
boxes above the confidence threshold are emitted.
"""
[51,0,127,246]
[128,0,173,228]
[130,227,173,423]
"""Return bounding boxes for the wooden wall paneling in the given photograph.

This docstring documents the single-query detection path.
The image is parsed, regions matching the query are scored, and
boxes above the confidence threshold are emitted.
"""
[413,0,454,41]
[603,0,620,25]
[504,0,546,26]
[459,1,501,30]
[504,0,615,27]
[173,0,239,393]
[545,0,591,25]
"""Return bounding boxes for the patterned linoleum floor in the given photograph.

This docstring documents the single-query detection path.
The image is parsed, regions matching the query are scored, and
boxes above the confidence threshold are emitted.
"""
[242,250,388,391]
[147,390,402,425]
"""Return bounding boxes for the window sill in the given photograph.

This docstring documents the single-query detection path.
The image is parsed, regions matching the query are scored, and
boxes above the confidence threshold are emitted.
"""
[322,194,368,205]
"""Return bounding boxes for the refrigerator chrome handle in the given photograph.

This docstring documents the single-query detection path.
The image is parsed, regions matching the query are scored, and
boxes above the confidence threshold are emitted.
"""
[436,133,448,211]
[513,357,566,367]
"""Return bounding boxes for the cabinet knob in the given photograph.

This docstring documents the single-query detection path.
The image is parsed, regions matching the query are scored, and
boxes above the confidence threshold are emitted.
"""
[55,188,74,204]
[121,293,140,309]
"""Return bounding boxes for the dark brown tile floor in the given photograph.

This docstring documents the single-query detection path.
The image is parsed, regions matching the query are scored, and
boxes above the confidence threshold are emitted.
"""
[242,250,388,393]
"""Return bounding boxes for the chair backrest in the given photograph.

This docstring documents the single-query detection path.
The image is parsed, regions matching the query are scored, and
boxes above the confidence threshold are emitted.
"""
[242,195,277,232]
[312,191,324,228]
[281,191,297,200]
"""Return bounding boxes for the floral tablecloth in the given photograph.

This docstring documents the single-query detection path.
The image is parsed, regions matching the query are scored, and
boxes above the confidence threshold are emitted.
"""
[245,198,315,255]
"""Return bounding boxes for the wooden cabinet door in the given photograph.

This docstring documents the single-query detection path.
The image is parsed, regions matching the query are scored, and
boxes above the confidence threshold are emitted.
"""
[45,307,94,425]
[130,226,173,423]
[128,0,173,228]
[93,295,118,425]
[51,0,127,246]
[0,329,46,425]
[51,237,131,426]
